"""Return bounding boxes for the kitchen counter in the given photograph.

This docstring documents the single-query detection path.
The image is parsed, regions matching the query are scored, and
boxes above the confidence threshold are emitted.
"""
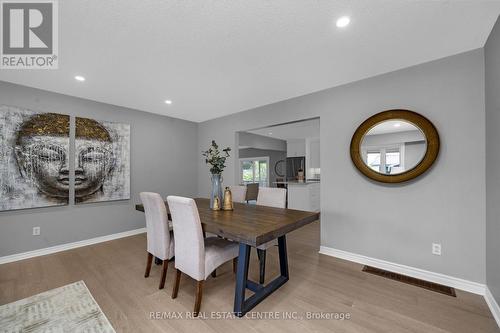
[287,181,320,186]
[273,180,320,186]
[286,181,320,212]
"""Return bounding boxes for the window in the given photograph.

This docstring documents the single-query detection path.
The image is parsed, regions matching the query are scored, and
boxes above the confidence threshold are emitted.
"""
[363,145,404,174]
[367,152,381,172]
[239,157,269,186]
[385,149,401,174]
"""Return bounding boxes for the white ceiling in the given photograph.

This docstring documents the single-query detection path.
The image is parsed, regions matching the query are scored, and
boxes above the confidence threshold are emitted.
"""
[366,120,420,136]
[0,1,499,122]
[248,118,320,140]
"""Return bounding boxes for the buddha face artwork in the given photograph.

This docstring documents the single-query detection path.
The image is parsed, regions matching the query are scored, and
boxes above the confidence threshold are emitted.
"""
[0,106,130,211]
[75,117,130,204]
[0,106,70,211]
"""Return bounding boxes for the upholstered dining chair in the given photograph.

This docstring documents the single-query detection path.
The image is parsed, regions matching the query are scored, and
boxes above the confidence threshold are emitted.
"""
[167,196,239,317]
[245,183,259,202]
[140,192,175,290]
[230,185,247,203]
[255,187,287,284]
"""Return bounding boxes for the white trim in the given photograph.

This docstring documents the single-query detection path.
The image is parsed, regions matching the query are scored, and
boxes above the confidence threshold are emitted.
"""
[485,287,500,329]
[319,246,486,295]
[0,228,146,265]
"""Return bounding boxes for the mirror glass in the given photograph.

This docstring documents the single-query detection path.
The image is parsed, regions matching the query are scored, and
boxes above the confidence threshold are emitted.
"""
[360,120,427,175]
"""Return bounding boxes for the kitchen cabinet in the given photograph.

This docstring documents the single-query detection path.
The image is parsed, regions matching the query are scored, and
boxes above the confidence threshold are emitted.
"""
[306,138,320,179]
[309,138,320,168]
[287,139,306,157]
[287,182,320,212]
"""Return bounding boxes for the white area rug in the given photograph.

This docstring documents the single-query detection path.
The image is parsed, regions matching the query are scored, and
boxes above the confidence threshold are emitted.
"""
[0,280,115,332]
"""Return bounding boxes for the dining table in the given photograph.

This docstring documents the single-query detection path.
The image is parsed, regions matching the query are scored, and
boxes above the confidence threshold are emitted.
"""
[135,197,320,316]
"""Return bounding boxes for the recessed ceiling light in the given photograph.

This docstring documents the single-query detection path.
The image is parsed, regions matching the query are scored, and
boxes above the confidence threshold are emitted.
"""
[74,75,85,82]
[269,132,273,135]
[165,100,172,105]
[336,16,350,28]
[394,123,401,128]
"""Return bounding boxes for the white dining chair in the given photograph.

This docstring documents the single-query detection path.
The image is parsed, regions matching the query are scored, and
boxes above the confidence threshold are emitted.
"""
[230,185,247,203]
[167,196,239,317]
[255,187,287,284]
[140,192,175,290]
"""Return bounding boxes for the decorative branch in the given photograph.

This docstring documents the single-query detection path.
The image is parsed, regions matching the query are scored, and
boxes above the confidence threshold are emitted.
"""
[202,140,231,175]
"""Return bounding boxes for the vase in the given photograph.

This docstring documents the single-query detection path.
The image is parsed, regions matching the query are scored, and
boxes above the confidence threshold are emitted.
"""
[210,173,223,209]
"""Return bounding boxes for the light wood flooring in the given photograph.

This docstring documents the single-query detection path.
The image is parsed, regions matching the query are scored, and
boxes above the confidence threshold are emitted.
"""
[0,221,498,333]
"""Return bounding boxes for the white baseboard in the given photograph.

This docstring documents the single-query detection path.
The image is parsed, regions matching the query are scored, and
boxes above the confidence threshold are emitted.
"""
[319,246,486,296]
[485,287,500,328]
[0,228,146,265]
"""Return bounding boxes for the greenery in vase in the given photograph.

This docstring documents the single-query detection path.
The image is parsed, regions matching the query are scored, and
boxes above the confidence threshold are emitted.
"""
[202,140,231,174]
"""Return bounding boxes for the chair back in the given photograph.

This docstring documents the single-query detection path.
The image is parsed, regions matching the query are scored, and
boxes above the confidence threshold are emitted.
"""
[245,183,259,201]
[230,185,247,203]
[256,187,286,209]
[140,192,172,260]
[167,196,205,281]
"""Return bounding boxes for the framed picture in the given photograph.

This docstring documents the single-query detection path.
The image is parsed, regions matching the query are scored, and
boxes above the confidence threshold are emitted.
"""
[0,105,70,211]
[75,117,130,204]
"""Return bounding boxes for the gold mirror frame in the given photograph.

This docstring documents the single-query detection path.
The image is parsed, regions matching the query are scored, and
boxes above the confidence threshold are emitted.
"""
[350,109,440,183]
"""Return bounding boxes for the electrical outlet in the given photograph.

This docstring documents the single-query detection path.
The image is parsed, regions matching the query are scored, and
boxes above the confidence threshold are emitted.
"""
[432,243,441,256]
[32,227,40,236]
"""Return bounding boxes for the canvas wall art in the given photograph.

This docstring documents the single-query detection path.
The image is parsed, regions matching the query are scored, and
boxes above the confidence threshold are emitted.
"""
[75,117,130,204]
[0,105,70,211]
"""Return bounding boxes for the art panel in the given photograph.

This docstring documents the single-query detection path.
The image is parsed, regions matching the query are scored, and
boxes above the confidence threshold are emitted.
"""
[0,105,70,211]
[75,117,130,204]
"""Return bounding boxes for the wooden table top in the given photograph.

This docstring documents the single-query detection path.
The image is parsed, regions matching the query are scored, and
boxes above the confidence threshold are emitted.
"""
[135,198,320,247]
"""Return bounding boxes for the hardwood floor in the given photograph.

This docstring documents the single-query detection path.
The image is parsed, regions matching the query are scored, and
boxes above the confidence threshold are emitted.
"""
[0,221,498,333]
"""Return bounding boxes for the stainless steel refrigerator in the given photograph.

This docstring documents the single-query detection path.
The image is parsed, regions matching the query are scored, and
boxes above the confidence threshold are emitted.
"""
[286,156,305,181]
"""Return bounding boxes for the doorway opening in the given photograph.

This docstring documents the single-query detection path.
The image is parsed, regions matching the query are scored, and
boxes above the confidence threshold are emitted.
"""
[235,117,320,212]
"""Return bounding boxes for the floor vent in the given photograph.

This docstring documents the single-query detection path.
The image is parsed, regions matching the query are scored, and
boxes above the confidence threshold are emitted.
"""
[362,266,456,297]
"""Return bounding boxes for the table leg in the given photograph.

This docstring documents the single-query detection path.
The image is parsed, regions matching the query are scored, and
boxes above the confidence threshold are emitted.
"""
[234,243,251,316]
[278,235,289,277]
[233,235,289,317]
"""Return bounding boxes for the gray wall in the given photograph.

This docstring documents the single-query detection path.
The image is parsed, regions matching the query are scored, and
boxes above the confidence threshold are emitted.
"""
[238,148,287,186]
[198,49,486,283]
[485,16,500,303]
[0,81,198,257]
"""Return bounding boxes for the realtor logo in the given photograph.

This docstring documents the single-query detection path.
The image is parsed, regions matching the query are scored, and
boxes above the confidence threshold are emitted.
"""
[1,0,58,69]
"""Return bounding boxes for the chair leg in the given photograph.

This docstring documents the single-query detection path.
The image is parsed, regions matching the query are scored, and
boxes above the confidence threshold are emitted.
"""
[172,269,181,299]
[194,280,204,317]
[144,252,153,278]
[159,259,169,289]
[211,269,216,278]
[233,258,238,274]
[257,249,266,284]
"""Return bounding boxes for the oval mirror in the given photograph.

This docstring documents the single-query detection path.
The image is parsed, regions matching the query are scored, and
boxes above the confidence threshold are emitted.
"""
[350,110,439,183]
